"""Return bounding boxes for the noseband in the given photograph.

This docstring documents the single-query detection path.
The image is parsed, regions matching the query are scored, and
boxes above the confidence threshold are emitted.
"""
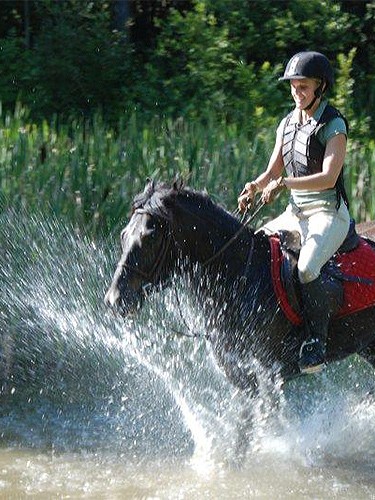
[122,208,172,287]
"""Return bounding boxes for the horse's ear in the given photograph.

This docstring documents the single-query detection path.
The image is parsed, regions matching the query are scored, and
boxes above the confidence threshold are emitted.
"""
[173,176,184,192]
[145,177,155,191]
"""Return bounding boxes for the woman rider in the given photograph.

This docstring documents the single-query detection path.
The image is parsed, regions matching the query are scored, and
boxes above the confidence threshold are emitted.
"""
[238,51,351,374]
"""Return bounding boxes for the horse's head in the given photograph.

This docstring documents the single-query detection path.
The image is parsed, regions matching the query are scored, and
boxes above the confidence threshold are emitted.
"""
[105,180,177,315]
[105,178,248,316]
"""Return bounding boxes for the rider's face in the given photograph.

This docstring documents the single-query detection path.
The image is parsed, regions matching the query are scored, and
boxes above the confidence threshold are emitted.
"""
[290,78,320,110]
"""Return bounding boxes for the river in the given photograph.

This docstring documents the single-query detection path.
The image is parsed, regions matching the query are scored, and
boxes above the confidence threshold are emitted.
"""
[0,210,374,498]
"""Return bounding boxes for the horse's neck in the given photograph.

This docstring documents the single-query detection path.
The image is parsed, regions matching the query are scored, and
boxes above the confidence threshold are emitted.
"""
[171,203,246,266]
[183,227,273,336]
[171,208,272,295]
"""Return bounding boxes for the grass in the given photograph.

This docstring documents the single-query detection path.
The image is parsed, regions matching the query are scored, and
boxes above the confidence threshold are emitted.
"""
[1,103,374,238]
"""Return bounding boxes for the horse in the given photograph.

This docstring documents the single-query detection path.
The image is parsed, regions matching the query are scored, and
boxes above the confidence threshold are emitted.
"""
[105,179,375,396]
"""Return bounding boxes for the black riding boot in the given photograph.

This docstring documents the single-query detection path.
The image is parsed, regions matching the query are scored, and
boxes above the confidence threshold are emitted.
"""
[299,275,343,374]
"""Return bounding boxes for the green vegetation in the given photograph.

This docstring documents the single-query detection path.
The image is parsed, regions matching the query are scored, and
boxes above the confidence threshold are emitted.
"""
[0,0,374,237]
[0,104,269,236]
[1,104,374,238]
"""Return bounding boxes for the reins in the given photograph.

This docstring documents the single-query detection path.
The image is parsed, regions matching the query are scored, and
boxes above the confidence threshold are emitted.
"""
[124,197,265,340]
[203,197,265,266]
[173,197,265,339]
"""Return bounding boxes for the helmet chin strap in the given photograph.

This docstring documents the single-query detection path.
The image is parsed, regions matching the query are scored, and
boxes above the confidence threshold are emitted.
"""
[303,80,324,111]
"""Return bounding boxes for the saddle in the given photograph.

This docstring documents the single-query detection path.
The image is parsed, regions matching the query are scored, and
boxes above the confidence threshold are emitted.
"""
[269,219,375,325]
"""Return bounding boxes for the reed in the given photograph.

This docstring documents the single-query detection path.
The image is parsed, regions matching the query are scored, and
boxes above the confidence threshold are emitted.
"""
[0,104,374,237]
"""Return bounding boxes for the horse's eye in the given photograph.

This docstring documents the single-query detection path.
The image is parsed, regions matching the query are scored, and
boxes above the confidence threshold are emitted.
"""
[141,228,156,238]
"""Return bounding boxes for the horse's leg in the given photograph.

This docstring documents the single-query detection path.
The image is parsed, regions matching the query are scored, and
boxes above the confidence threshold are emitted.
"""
[233,392,253,463]
[231,369,286,467]
[230,375,259,468]
[0,327,14,392]
[359,342,375,371]
[359,342,375,399]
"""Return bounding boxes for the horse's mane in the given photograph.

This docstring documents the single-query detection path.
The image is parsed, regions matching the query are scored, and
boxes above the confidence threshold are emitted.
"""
[132,180,173,219]
[132,180,243,233]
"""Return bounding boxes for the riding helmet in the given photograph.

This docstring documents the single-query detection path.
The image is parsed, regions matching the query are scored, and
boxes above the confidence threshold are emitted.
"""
[279,51,334,89]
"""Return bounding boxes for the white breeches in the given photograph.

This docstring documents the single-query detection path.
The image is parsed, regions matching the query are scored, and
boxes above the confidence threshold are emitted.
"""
[260,200,350,284]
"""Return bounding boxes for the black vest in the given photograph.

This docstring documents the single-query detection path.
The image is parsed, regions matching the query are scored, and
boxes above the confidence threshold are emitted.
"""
[281,104,349,208]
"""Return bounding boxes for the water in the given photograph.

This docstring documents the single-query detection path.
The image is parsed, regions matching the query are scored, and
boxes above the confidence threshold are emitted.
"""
[0,209,374,498]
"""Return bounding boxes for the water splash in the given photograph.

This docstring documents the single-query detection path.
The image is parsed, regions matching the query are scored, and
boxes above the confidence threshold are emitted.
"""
[0,208,374,482]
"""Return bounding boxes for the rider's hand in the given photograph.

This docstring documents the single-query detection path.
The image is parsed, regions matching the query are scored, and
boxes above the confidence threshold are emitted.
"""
[238,181,259,213]
[261,177,286,204]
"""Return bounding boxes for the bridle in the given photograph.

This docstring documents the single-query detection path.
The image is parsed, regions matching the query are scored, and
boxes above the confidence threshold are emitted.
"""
[121,208,173,290]
[123,199,264,290]
[117,199,265,340]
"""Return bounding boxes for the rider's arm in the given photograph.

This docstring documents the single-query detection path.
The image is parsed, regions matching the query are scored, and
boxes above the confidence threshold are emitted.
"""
[238,133,284,212]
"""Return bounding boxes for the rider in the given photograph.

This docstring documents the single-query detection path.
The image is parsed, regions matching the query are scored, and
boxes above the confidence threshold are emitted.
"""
[238,51,351,374]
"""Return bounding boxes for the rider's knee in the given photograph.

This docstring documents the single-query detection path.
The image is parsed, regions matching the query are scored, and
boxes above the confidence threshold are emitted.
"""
[297,264,318,284]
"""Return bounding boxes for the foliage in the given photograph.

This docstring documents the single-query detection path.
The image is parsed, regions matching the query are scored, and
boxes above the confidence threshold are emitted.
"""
[0,0,374,235]
[1,1,135,121]
[0,105,374,239]
[0,0,374,127]
[142,2,284,129]
[0,30,35,108]
[145,2,237,116]
[354,1,375,117]
[205,0,354,64]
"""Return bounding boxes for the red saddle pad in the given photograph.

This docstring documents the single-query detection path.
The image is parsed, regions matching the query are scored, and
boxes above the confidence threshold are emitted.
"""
[336,239,375,317]
[270,237,375,325]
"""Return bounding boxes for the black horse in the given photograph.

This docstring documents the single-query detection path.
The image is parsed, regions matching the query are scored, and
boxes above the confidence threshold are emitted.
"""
[105,179,375,393]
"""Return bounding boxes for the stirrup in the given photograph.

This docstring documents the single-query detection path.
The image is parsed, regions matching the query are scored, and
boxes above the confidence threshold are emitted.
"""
[299,338,326,375]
